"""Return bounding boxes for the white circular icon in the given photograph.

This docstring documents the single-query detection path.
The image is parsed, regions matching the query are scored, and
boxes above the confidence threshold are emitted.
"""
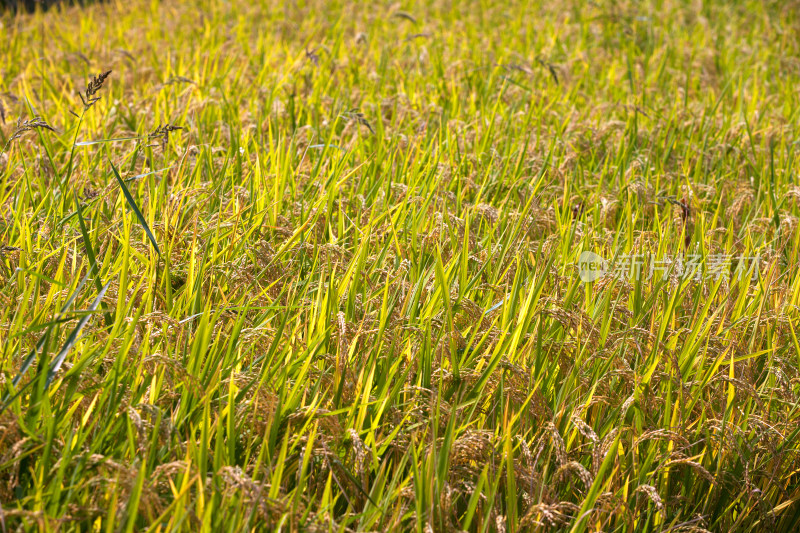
[578,251,607,282]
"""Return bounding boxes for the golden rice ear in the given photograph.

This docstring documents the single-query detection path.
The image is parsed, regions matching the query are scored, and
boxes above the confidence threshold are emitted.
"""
[635,484,665,511]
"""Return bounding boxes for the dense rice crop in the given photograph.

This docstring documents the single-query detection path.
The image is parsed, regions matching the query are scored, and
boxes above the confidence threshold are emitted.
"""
[1,0,800,530]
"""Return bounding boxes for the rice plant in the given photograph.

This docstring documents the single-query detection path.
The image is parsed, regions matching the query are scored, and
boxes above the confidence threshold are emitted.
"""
[1,0,799,531]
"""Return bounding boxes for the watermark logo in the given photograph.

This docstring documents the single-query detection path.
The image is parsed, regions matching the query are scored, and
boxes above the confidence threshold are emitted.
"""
[577,252,763,283]
[578,251,608,282]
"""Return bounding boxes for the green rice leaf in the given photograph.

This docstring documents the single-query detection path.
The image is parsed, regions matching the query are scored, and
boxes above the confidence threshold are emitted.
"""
[110,159,161,256]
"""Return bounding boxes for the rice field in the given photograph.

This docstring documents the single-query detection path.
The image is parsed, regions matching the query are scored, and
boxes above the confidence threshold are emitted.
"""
[1,0,800,530]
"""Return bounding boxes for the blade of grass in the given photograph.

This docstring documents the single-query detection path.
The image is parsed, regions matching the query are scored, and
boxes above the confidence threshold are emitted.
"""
[110,159,161,256]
